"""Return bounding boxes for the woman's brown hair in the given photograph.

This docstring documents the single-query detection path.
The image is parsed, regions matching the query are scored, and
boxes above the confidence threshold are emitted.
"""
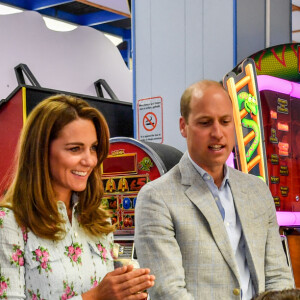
[1,94,114,239]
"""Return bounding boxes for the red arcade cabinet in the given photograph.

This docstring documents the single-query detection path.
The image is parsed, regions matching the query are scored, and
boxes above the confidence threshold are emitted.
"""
[101,137,183,259]
[225,45,300,287]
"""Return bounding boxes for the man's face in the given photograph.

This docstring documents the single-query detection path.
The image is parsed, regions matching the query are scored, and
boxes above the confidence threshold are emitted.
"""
[180,85,235,174]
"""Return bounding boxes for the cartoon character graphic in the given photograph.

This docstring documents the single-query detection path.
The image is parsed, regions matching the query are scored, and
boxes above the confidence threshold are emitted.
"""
[238,92,260,162]
[138,157,153,171]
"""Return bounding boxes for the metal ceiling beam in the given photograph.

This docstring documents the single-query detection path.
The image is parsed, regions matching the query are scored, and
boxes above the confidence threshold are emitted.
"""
[37,7,126,26]
[92,23,126,37]
[29,0,73,10]
[78,10,126,26]
[76,0,130,18]
[0,0,29,10]
[37,7,79,23]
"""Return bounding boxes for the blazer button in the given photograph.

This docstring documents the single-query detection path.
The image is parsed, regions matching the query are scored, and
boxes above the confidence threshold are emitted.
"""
[233,288,240,296]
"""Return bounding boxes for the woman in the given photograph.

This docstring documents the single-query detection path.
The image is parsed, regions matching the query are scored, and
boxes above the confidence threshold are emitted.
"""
[0,94,154,299]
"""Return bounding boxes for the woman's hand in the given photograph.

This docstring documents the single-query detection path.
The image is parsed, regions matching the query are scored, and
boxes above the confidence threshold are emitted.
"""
[82,265,155,300]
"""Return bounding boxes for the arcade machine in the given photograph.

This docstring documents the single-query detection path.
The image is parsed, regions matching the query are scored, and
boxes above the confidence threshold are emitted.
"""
[101,137,183,261]
[224,47,300,287]
[0,64,133,195]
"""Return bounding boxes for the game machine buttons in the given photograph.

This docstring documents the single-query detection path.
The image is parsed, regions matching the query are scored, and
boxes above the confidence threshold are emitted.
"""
[101,137,183,261]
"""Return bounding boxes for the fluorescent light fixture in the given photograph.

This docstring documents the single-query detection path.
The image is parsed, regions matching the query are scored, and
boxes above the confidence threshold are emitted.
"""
[0,3,122,43]
[0,3,23,14]
[104,33,122,46]
[43,16,77,32]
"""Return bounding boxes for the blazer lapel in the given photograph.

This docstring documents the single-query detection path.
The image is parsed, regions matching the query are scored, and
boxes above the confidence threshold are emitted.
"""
[228,168,259,292]
[179,154,240,281]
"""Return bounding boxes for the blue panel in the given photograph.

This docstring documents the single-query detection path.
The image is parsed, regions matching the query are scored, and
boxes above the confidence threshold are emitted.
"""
[123,28,131,39]
[1,0,29,9]
[37,7,79,24]
[92,24,125,36]
[77,10,126,26]
[30,0,72,10]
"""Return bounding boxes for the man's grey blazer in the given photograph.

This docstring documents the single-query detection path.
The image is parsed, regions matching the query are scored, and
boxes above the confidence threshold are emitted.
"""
[134,153,294,299]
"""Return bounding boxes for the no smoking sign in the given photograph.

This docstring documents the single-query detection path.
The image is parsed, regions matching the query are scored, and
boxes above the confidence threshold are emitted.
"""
[137,97,163,143]
[143,112,157,131]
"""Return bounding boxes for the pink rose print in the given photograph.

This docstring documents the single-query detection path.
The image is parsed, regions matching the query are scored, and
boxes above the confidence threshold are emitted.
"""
[10,244,25,267]
[75,247,81,256]
[0,272,10,299]
[28,289,45,300]
[21,226,28,244]
[68,246,75,254]
[59,281,78,300]
[64,242,83,266]
[96,242,108,262]
[90,276,102,288]
[35,249,42,258]
[18,257,24,266]
[31,246,52,273]
[0,208,9,229]
[41,251,49,262]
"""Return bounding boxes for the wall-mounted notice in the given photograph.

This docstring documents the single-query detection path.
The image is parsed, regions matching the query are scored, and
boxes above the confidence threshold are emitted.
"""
[137,96,163,143]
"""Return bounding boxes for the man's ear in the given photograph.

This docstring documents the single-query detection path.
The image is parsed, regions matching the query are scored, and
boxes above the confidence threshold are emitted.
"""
[179,116,187,138]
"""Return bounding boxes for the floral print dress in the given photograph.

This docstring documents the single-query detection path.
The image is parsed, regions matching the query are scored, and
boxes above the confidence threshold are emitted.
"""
[0,200,114,299]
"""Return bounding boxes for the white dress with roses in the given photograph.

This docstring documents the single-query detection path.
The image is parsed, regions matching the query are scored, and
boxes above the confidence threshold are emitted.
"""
[0,201,114,300]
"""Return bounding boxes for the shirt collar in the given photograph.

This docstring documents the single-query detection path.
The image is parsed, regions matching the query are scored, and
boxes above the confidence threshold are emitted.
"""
[187,151,229,189]
[56,193,79,211]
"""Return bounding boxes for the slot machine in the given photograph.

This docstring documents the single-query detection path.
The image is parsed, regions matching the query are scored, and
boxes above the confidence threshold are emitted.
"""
[101,137,183,261]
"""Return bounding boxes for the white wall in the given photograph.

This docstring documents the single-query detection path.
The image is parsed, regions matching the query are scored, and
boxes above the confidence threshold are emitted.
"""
[0,11,132,102]
[134,0,291,152]
[134,0,234,152]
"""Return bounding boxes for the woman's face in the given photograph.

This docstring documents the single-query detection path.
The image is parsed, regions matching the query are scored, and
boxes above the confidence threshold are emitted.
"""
[49,118,98,202]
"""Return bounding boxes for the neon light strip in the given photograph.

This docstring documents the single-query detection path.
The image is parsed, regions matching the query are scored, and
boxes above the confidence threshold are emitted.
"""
[276,211,300,226]
[257,75,300,225]
[257,75,300,98]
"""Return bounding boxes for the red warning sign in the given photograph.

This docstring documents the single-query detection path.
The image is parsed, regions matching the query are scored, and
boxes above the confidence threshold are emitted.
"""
[143,112,157,131]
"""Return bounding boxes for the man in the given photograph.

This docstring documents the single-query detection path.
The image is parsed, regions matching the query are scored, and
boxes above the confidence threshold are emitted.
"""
[134,80,294,299]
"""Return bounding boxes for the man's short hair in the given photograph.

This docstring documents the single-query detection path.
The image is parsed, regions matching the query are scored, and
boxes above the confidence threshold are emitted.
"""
[180,80,224,122]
